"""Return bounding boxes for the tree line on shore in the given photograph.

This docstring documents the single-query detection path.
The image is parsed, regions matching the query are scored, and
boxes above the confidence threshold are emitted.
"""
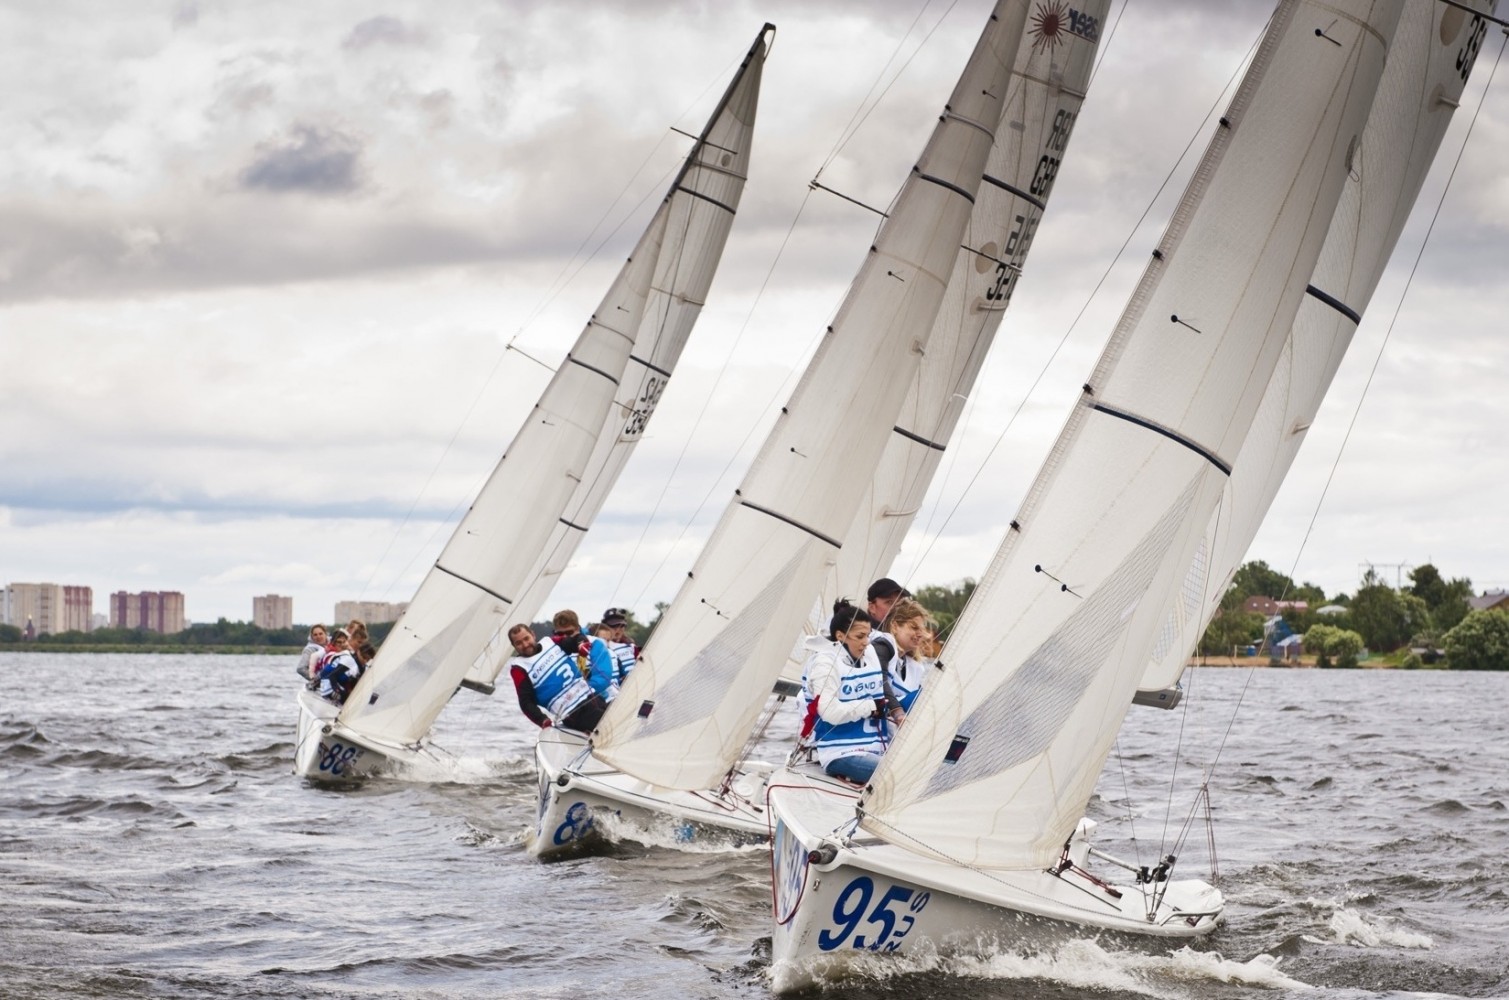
[6,564,1505,670]
[1197,560,1509,670]
[0,619,396,650]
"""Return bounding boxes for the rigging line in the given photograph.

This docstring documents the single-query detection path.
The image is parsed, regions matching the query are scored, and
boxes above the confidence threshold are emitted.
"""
[818,0,961,176]
[369,51,747,606]
[521,47,740,333]
[617,187,827,606]
[521,155,681,336]
[1206,664,1257,789]
[1282,28,1507,593]
[553,157,707,605]
[1112,737,1144,869]
[900,16,1265,583]
[358,147,687,604]
[1085,0,1133,88]
[897,0,1136,583]
[1159,640,1200,859]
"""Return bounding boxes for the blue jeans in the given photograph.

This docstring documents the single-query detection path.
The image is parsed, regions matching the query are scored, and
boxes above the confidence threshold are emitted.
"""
[824,753,879,784]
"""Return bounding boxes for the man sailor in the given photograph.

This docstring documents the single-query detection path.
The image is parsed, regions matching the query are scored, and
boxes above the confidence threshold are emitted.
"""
[598,607,639,688]
[550,609,618,701]
[506,623,607,732]
[866,577,908,628]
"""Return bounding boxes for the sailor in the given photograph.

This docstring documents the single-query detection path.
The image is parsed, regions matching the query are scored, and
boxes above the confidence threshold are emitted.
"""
[800,599,905,785]
[317,640,373,705]
[307,628,349,687]
[550,609,618,701]
[865,577,908,628]
[870,597,931,713]
[295,624,327,679]
[506,623,607,732]
[598,607,639,687]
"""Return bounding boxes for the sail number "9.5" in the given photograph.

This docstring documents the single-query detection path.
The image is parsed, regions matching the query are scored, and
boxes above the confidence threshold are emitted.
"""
[816,876,931,952]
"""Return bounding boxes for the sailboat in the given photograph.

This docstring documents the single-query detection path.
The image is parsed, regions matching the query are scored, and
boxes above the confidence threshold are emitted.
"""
[293,23,773,782]
[766,0,1479,989]
[530,0,1106,859]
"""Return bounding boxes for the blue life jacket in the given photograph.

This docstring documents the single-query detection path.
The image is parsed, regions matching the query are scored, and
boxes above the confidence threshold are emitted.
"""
[510,642,594,722]
[605,640,637,686]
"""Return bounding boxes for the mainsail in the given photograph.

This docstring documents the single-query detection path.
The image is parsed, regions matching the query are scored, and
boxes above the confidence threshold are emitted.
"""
[1138,0,1493,693]
[780,0,1110,686]
[860,0,1404,870]
[594,0,1034,790]
[336,26,773,748]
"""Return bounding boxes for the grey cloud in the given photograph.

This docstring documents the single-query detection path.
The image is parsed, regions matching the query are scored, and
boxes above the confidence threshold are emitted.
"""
[342,16,429,51]
[239,124,365,194]
[172,2,199,29]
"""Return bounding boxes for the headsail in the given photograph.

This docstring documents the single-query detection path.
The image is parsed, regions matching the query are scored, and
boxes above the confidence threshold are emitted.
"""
[594,0,1034,791]
[337,26,774,747]
[1138,0,1494,693]
[490,25,775,651]
[860,0,1404,870]
[780,0,1110,687]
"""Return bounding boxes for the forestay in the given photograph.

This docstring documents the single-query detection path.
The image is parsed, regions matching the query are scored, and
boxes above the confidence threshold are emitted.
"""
[1139,0,1493,693]
[859,0,1404,870]
[337,27,773,748]
[461,26,774,691]
[594,0,1034,790]
[780,0,1111,687]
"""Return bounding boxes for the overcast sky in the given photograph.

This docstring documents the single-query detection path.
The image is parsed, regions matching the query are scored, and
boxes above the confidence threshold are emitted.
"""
[3,0,1506,627]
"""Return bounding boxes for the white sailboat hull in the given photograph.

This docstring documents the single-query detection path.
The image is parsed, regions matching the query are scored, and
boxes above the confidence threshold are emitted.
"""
[529,727,773,861]
[292,688,447,782]
[767,764,1223,993]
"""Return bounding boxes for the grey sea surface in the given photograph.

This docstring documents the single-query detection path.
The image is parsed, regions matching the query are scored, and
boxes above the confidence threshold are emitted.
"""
[2,652,1506,999]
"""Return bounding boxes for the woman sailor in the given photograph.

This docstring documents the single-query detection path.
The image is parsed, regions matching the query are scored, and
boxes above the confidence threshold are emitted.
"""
[799,599,905,785]
[870,596,932,713]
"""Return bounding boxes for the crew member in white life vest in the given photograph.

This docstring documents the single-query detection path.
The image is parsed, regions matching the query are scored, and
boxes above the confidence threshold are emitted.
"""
[800,599,905,785]
[506,623,607,732]
[869,597,933,713]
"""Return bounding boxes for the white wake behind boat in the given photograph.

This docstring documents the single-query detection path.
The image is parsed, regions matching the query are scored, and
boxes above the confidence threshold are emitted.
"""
[533,0,1107,852]
[766,0,1491,988]
[291,24,772,782]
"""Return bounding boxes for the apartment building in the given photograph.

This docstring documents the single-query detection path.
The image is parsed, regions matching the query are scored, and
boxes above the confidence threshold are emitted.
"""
[252,594,294,630]
[109,591,187,634]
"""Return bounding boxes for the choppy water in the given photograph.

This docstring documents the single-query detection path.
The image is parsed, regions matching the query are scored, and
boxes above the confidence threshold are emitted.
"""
[2,653,1506,999]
